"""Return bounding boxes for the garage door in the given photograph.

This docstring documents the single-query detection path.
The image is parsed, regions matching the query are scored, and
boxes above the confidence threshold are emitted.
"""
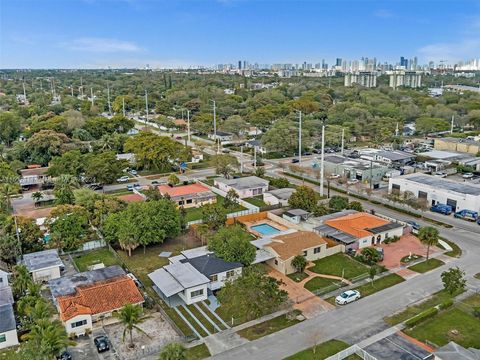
[446,198,457,210]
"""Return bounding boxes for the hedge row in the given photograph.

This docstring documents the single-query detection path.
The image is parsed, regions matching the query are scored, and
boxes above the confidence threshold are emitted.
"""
[405,307,439,327]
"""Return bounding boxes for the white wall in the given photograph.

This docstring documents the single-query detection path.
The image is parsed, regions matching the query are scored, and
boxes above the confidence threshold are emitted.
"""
[209,267,242,291]
[32,266,61,283]
[263,193,280,206]
[65,314,93,337]
[179,284,208,305]
[0,329,19,349]
[0,271,9,287]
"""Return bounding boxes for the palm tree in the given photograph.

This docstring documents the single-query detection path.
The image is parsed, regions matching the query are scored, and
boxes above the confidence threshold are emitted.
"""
[0,182,20,213]
[32,191,44,204]
[418,226,439,260]
[12,264,33,298]
[54,174,78,205]
[17,282,42,318]
[292,255,307,273]
[115,304,150,349]
[24,319,73,360]
[158,343,186,360]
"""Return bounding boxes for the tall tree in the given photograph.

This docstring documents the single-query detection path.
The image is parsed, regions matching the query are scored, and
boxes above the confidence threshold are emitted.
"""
[0,111,22,146]
[201,204,227,230]
[441,267,466,295]
[115,304,150,349]
[418,226,439,260]
[211,154,239,179]
[54,174,78,205]
[288,186,319,212]
[84,151,127,184]
[48,205,90,251]
[208,225,256,265]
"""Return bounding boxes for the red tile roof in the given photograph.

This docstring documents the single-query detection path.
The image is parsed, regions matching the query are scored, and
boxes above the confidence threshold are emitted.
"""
[325,212,390,238]
[57,276,144,321]
[158,183,211,197]
[117,193,145,203]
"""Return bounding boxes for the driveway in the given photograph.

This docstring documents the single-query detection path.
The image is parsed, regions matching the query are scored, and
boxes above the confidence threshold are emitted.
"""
[267,269,334,319]
[379,234,441,269]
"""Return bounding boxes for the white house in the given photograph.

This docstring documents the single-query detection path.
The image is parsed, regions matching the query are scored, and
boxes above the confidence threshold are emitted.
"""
[263,188,295,206]
[21,249,64,283]
[0,266,9,288]
[282,209,310,224]
[434,341,480,360]
[245,139,267,154]
[0,287,18,350]
[49,266,144,336]
[214,176,269,199]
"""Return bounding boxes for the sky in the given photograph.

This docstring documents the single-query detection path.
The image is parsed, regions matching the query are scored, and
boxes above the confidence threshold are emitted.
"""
[1,0,480,69]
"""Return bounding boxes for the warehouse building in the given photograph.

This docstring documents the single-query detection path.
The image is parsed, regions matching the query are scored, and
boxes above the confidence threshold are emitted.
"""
[388,174,480,212]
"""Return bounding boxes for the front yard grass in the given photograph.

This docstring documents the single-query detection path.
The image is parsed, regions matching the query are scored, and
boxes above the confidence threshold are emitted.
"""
[408,258,445,273]
[185,344,211,360]
[73,248,121,272]
[186,304,217,334]
[354,273,405,298]
[304,277,343,293]
[243,196,268,208]
[184,195,246,222]
[309,253,369,280]
[384,289,465,326]
[237,310,302,341]
[285,339,360,360]
[287,272,309,283]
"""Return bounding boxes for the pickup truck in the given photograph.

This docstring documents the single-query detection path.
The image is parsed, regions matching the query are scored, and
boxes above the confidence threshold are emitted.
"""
[454,209,478,221]
[430,204,453,215]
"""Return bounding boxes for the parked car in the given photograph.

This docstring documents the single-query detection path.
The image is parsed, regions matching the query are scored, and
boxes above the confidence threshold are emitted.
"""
[347,179,359,185]
[151,180,160,185]
[56,351,72,360]
[406,220,421,231]
[291,158,299,163]
[462,173,474,179]
[454,209,478,221]
[117,176,129,182]
[335,290,361,305]
[329,174,341,179]
[221,148,230,153]
[129,169,138,176]
[94,336,110,353]
[88,183,103,191]
[430,204,453,215]
[175,136,183,140]
[375,247,384,261]
[127,184,134,191]
[303,151,312,156]
[434,172,447,178]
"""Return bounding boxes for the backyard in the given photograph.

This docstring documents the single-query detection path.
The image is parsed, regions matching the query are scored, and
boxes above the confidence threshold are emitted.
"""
[243,196,269,208]
[404,294,480,348]
[408,258,445,273]
[309,254,369,281]
[184,195,247,222]
[73,248,121,272]
[285,339,360,360]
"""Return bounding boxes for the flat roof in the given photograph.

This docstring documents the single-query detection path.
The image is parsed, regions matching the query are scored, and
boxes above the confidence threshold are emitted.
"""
[0,286,14,306]
[315,224,358,244]
[399,174,480,196]
[148,268,184,298]
[0,304,16,332]
[266,188,295,200]
[215,176,269,190]
[285,209,309,216]
[22,249,64,272]
[164,262,210,289]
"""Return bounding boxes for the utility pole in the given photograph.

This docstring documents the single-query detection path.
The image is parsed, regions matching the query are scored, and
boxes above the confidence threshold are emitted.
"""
[80,77,84,97]
[254,146,257,169]
[22,81,26,101]
[107,83,112,115]
[298,111,302,163]
[395,122,399,137]
[122,97,126,117]
[370,160,373,191]
[320,124,325,197]
[240,146,244,174]
[145,90,149,123]
[341,128,345,155]
[90,88,94,106]
[210,100,217,153]
[14,215,22,256]
[187,110,191,143]
[450,115,454,134]
[70,85,74,97]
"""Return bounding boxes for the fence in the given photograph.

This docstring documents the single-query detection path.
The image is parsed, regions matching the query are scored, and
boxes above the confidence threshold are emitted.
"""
[61,239,106,255]
[188,208,260,227]
[324,345,377,360]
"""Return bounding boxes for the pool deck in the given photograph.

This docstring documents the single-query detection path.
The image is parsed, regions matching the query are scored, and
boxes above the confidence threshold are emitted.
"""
[245,219,291,238]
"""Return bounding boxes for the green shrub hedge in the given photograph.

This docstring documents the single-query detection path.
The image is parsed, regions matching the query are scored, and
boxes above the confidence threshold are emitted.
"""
[405,307,439,327]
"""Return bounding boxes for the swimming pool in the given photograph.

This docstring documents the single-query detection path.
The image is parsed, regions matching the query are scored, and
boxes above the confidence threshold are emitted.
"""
[251,223,281,236]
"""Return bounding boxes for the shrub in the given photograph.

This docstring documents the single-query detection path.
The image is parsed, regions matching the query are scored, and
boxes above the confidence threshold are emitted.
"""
[405,307,438,327]
[439,299,454,310]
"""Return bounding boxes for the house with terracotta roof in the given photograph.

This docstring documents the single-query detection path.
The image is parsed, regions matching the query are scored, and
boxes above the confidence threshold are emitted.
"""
[158,183,216,208]
[49,266,144,336]
[314,211,404,250]
[262,231,343,275]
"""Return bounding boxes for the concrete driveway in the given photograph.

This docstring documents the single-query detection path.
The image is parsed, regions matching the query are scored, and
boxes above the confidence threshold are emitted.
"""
[379,234,442,269]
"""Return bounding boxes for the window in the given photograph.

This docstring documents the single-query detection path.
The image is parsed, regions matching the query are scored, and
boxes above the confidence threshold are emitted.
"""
[391,184,400,194]
[274,259,278,265]
[0,334,6,343]
[226,270,235,278]
[313,247,321,254]
[252,188,262,195]
[190,289,204,298]
[210,274,218,282]
[186,199,193,204]
[303,250,308,256]
[0,278,3,284]
[418,191,428,199]
[71,319,87,329]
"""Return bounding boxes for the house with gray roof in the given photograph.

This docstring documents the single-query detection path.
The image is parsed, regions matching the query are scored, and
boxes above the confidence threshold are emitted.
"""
[214,176,269,198]
[435,341,480,360]
[263,188,295,206]
[20,249,64,283]
[0,284,18,350]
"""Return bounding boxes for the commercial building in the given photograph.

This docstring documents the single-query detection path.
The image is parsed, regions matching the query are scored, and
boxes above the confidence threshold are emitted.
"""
[158,183,216,208]
[358,149,415,166]
[214,176,269,198]
[320,155,390,185]
[344,72,377,88]
[314,211,404,250]
[49,266,144,336]
[434,138,480,156]
[388,70,422,89]
[389,173,480,212]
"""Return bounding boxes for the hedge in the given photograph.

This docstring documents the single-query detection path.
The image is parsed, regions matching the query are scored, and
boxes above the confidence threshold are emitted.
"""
[439,299,454,310]
[405,307,439,327]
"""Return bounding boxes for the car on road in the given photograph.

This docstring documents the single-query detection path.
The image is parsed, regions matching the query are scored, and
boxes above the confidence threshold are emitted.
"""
[56,351,72,360]
[129,169,138,176]
[88,183,103,191]
[175,136,183,140]
[291,158,299,163]
[133,183,141,188]
[406,220,421,231]
[94,336,110,353]
[462,172,474,179]
[335,290,361,305]
[221,148,231,153]
[430,204,453,215]
[347,179,359,185]
[127,184,134,191]
[151,180,160,185]
[117,176,129,182]
[434,172,447,178]
[329,174,341,179]
[303,151,312,156]
[454,209,478,221]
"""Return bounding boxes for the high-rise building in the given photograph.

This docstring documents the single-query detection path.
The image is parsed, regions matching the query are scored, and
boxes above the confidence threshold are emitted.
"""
[400,56,408,69]
[336,58,342,67]
[388,70,422,89]
[238,60,242,70]
[344,71,377,88]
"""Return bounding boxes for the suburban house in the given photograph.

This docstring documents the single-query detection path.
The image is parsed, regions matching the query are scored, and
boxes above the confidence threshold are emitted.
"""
[149,248,243,307]
[116,152,136,165]
[117,193,146,203]
[214,176,269,198]
[19,165,51,188]
[245,139,267,154]
[157,183,216,208]
[282,209,310,224]
[257,231,343,275]
[48,266,144,336]
[314,211,404,250]
[208,131,233,142]
[434,341,480,360]
[191,150,204,163]
[0,286,18,349]
[20,249,64,283]
[263,188,295,206]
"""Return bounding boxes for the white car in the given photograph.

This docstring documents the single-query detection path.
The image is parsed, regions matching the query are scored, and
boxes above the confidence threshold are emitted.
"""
[347,179,359,185]
[329,174,341,179]
[117,176,129,182]
[129,170,138,176]
[462,173,474,179]
[434,172,447,178]
[335,290,361,305]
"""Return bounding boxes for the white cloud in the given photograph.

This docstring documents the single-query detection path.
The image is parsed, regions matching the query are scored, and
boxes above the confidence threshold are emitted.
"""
[373,9,395,19]
[62,37,142,53]
[419,39,480,63]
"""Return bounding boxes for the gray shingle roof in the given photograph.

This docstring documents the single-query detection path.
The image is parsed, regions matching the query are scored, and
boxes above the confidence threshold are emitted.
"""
[21,249,64,272]
[314,224,358,244]
[182,254,243,277]
[266,188,295,200]
[0,304,16,333]
[435,341,480,360]
[0,286,14,306]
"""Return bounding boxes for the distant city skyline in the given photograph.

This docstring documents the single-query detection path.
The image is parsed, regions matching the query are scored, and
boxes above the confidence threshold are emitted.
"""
[1,0,479,69]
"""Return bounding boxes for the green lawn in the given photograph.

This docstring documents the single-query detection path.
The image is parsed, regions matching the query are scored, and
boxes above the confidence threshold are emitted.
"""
[287,272,309,283]
[309,254,369,280]
[384,289,465,326]
[185,344,211,360]
[186,304,217,334]
[408,258,445,273]
[237,311,302,341]
[353,273,405,298]
[73,248,121,272]
[178,306,208,338]
[405,302,480,348]
[285,339,360,360]
[244,196,268,208]
[304,277,343,293]
[184,195,247,222]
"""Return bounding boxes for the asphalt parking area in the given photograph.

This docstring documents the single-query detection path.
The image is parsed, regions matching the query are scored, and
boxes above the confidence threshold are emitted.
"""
[363,333,433,360]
